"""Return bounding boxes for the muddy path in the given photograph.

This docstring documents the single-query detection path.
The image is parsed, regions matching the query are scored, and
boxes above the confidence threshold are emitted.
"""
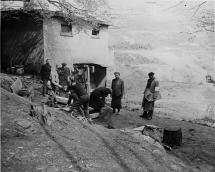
[96,109,215,171]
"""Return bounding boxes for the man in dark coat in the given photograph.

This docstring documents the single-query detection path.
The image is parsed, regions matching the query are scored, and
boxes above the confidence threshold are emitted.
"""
[40,59,51,96]
[140,72,160,120]
[66,77,90,118]
[89,87,111,113]
[57,62,70,90]
[111,72,124,113]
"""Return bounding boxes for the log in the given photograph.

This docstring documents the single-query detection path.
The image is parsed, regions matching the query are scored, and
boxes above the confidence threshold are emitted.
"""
[90,113,100,119]
[162,127,182,147]
[55,95,68,104]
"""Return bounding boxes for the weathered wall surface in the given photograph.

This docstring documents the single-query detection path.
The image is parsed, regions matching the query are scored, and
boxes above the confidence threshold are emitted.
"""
[1,13,44,74]
[43,17,113,71]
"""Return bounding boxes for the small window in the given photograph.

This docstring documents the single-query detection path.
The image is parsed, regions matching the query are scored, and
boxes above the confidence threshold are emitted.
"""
[92,29,99,36]
[61,24,72,36]
[91,29,100,38]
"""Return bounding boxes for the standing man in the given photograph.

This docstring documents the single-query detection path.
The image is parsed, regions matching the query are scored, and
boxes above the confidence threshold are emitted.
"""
[111,72,124,113]
[40,59,51,97]
[57,62,70,92]
[141,72,160,120]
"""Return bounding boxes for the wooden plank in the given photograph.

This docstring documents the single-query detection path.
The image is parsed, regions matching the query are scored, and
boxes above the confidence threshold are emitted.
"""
[55,95,68,104]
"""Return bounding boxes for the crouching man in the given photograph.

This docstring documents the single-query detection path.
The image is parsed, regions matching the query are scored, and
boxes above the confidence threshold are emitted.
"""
[66,77,90,119]
[89,87,112,113]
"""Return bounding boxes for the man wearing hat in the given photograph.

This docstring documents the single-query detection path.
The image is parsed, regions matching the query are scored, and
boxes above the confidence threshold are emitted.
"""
[89,87,112,113]
[57,62,70,95]
[141,72,160,120]
[40,59,51,96]
[111,72,124,113]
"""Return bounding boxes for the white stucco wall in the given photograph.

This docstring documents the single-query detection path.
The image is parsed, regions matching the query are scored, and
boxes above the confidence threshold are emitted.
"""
[43,17,113,70]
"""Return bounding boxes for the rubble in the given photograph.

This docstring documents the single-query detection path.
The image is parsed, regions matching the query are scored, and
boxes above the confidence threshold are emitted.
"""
[30,104,55,126]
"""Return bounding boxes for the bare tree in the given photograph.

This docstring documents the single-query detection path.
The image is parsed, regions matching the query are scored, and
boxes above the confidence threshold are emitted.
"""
[165,0,214,33]
[197,9,215,32]
[1,0,111,30]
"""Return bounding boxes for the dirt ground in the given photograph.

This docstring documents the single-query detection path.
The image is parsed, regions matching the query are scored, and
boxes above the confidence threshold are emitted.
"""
[101,109,215,171]
[1,88,195,172]
[1,74,215,172]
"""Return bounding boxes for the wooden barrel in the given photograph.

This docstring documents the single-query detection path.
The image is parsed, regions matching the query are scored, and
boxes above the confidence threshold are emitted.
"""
[162,127,182,147]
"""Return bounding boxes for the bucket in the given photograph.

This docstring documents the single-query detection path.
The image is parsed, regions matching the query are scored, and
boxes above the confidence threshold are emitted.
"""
[16,66,24,75]
[11,67,16,74]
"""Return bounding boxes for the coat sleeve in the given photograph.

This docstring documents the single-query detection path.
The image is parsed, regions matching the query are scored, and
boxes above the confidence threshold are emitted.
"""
[121,80,125,96]
[111,80,114,90]
[155,80,159,87]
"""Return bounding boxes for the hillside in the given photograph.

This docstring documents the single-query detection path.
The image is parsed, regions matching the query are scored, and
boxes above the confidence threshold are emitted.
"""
[107,0,215,120]
[1,86,200,172]
[1,74,215,172]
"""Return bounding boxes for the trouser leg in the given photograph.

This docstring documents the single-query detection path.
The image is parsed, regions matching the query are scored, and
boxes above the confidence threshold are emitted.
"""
[117,108,120,113]
[67,93,78,105]
[42,80,47,96]
[113,108,116,113]
[147,110,153,120]
[79,95,90,118]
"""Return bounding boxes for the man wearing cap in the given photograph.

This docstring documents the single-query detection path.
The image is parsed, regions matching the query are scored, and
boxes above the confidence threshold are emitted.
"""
[40,59,51,96]
[111,72,124,113]
[57,62,70,95]
[141,72,160,120]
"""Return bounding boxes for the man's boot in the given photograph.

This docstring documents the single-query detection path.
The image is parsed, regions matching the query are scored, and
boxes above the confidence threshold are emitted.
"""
[147,110,153,120]
[140,111,148,118]
[113,108,116,113]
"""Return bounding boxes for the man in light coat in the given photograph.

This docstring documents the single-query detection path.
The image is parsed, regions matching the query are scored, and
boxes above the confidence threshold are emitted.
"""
[141,72,160,120]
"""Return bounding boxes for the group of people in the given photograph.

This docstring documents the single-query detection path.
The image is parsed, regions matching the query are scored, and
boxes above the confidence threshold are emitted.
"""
[40,59,160,120]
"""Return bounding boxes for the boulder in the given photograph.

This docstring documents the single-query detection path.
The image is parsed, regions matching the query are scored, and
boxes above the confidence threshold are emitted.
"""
[14,118,38,135]
[10,77,23,94]
[99,106,113,120]
[142,125,163,143]
[0,75,14,92]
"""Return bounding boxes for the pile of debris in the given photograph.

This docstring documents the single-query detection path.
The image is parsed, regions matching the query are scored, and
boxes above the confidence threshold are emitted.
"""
[1,74,35,101]
[122,124,182,151]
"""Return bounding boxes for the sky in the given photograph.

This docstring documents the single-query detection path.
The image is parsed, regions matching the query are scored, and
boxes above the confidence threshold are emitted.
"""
[108,0,214,32]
